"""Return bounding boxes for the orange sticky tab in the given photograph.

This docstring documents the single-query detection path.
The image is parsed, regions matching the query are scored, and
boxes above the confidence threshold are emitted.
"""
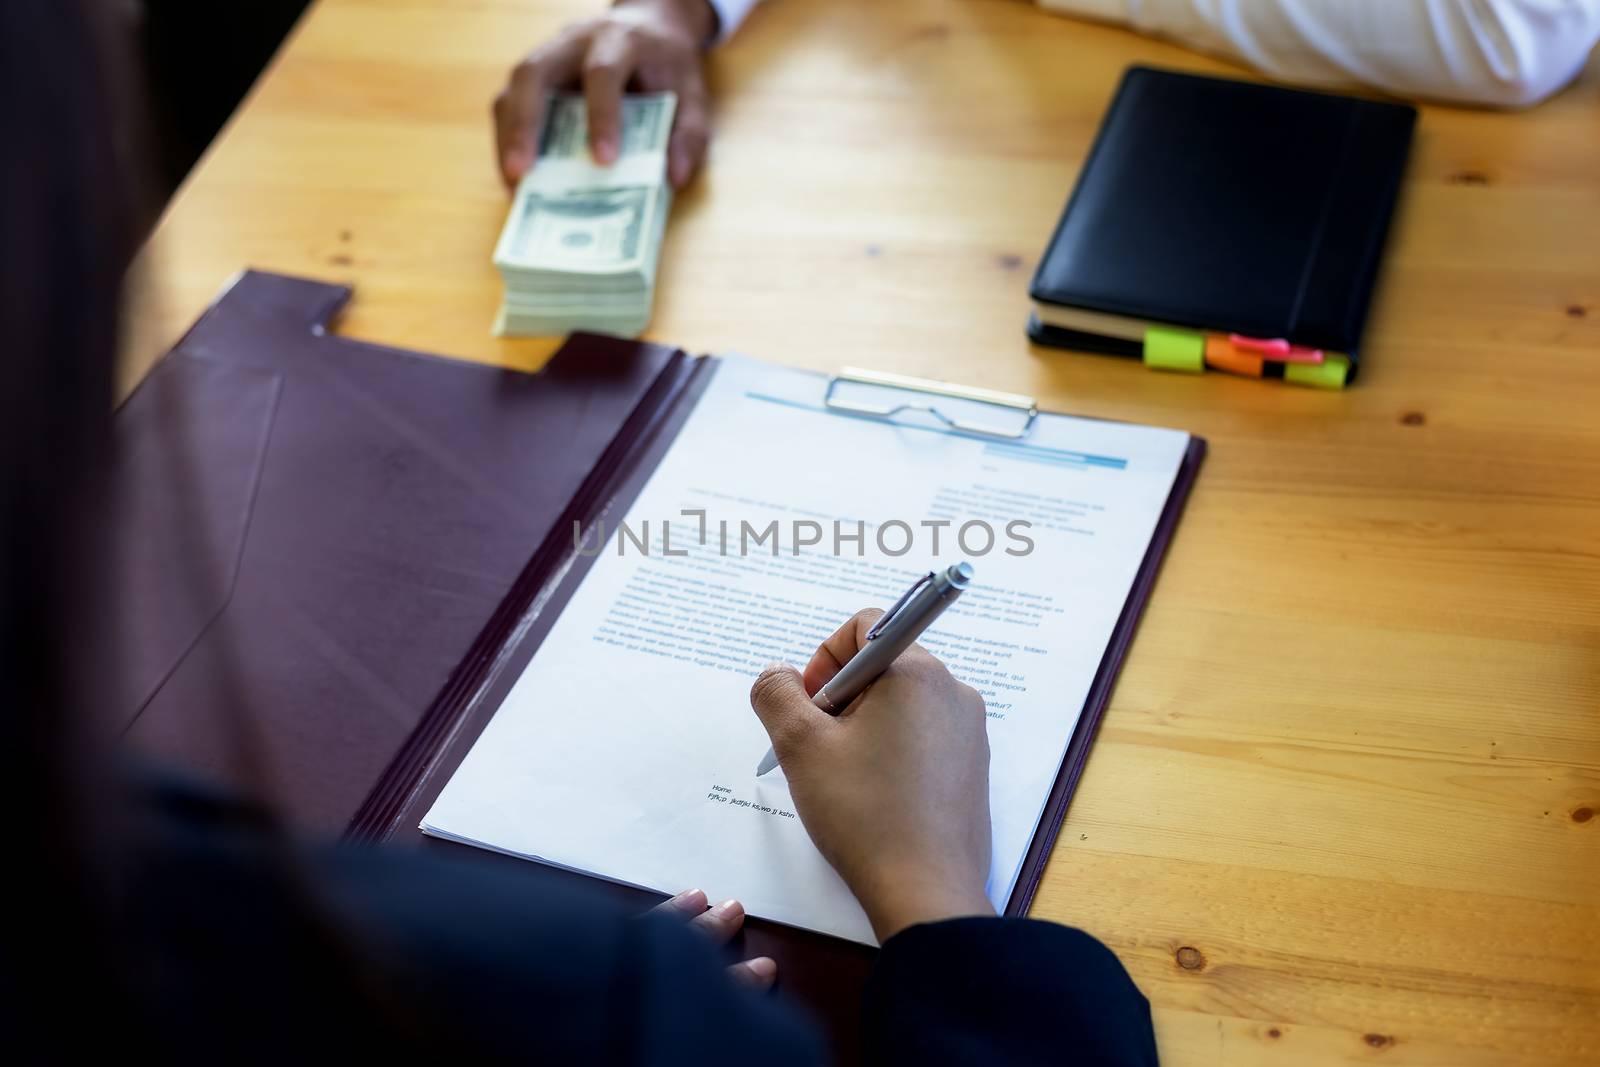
[1204,335,1264,377]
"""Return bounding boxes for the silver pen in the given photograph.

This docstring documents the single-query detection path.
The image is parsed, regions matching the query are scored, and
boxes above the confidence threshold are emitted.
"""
[755,561,974,776]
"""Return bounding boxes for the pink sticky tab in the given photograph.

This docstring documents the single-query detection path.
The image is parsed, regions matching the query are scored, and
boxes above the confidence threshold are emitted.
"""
[1229,333,1289,356]
[1228,334,1324,364]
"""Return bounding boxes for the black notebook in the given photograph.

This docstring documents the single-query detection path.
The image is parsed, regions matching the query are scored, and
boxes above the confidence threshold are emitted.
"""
[1028,66,1416,382]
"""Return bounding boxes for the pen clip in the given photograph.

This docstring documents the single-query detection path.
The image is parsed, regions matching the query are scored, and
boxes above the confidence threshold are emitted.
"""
[866,572,934,641]
[824,368,1039,441]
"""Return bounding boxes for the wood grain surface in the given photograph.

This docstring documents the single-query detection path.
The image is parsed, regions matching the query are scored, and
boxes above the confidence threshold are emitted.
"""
[126,1,1600,1063]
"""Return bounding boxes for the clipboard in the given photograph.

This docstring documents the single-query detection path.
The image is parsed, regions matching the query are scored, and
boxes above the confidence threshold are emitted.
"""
[114,272,1205,1062]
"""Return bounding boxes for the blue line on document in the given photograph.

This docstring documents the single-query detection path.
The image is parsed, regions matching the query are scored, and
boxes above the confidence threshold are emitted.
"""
[982,441,1125,470]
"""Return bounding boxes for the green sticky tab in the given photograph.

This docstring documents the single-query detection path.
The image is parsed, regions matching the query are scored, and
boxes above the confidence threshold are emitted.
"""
[1143,327,1206,374]
[1284,353,1351,390]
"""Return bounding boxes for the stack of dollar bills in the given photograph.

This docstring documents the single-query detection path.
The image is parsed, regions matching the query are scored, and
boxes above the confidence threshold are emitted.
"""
[492,92,676,338]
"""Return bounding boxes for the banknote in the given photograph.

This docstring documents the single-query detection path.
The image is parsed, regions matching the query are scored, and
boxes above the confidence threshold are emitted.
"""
[492,92,676,338]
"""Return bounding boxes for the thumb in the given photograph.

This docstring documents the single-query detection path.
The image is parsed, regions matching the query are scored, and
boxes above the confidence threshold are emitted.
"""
[750,662,830,763]
[666,82,710,188]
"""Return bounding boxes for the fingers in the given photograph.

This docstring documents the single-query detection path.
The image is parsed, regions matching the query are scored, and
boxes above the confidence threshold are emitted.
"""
[655,889,747,947]
[494,84,533,187]
[651,886,708,919]
[687,897,746,945]
[582,27,640,164]
[800,609,882,696]
[667,81,711,187]
[497,33,587,187]
[727,956,778,992]
[750,662,832,760]
[498,12,715,187]
[656,891,776,992]
[658,890,775,990]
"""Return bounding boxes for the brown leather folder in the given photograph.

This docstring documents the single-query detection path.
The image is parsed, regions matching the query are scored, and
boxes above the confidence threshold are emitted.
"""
[114,270,1204,1061]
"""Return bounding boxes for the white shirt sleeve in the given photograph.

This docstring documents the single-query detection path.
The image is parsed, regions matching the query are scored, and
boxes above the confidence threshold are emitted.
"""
[1038,0,1600,107]
[706,0,764,41]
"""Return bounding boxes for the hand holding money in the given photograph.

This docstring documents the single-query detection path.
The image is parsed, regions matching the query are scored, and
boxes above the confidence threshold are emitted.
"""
[493,0,714,189]
[492,93,676,339]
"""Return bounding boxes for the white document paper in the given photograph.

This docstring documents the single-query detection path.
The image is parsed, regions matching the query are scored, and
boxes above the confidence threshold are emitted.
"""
[422,356,1190,945]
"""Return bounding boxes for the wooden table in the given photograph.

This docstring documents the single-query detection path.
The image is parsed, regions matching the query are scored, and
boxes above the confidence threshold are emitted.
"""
[128,1,1600,1063]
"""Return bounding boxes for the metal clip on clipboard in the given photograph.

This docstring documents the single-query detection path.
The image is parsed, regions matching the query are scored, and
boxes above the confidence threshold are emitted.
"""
[822,367,1039,441]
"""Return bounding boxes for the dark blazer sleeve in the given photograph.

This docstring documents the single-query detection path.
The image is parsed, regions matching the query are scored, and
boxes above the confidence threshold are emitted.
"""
[126,773,826,1066]
[863,918,1159,1066]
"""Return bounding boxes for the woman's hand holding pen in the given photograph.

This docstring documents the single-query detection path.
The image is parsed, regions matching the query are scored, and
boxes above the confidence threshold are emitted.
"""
[749,610,996,943]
